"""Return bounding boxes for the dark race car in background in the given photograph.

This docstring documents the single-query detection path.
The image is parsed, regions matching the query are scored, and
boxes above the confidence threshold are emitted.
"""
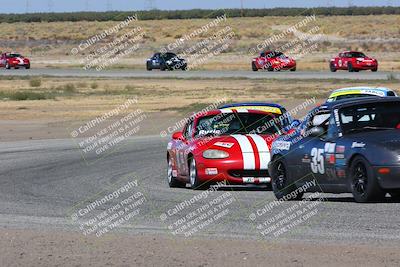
[0,52,30,69]
[146,52,187,71]
[329,51,378,72]
[252,51,296,72]
[269,97,400,203]
[166,103,299,189]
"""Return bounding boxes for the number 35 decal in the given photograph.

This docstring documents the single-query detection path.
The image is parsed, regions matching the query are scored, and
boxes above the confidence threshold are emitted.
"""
[311,148,325,174]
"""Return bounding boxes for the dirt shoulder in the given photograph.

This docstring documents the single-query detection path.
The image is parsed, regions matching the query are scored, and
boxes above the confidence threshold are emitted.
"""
[1,229,399,267]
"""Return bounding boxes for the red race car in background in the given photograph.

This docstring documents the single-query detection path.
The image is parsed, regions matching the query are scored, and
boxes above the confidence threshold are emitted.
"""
[252,51,296,72]
[0,52,30,69]
[329,51,378,72]
[166,103,299,189]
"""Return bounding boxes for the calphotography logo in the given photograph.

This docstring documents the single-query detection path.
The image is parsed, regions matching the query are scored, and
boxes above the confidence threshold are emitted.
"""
[248,176,327,239]
[68,174,148,238]
[69,97,147,164]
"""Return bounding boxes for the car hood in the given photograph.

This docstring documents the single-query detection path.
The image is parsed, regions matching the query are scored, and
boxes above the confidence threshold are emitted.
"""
[193,134,276,153]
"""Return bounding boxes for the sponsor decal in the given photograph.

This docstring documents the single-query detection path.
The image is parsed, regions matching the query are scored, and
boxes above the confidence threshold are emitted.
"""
[205,168,218,175]
[214,142,234,149]
[336,145,345,154]
[198,129,221,136]
[325,153,336,164]
[172,170,178,177]
[361,90,384,97]
[220,106,282,114]
[324,143,336,153]
[335,154,345,159]
[273,141,291,151]
[242,177,271,184]
[167,142,173,150]
[335,159,346,166]
[351,142,366,148]
[302,154,311,163]
[336,169,346,178]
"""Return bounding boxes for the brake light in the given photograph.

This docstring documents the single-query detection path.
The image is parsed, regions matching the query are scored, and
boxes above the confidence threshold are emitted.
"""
[378,168,391,175]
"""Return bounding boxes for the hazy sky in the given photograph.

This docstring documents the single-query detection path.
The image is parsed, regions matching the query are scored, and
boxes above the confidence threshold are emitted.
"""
[2,0,399,13]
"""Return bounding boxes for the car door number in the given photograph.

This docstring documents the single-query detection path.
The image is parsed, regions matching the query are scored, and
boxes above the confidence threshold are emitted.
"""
[311,148,325,174]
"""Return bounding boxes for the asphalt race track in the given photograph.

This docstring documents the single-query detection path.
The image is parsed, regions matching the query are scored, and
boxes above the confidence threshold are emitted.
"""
[0,68,399,80]
[1,135,400,245]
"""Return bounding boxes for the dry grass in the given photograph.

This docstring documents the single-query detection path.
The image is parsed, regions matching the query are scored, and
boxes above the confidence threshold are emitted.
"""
[0,76,398,121]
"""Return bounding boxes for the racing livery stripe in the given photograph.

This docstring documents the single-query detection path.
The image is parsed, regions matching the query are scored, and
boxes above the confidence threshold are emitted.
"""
[231,135,255,170]
[246,136,260,170]
[247,134,270,170]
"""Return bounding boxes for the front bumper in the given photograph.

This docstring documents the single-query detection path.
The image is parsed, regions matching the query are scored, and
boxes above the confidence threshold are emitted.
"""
[353,62,378,70]
[10,62,29,67]
[274,61,296,70]
[374,166,400,189]
[196,157,271,185]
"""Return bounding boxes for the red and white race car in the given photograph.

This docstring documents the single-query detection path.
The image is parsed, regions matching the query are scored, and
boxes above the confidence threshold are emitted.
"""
[329,51,378,72]
[252,51,296,72]
[166,103,298,189]
[0,52,30,69]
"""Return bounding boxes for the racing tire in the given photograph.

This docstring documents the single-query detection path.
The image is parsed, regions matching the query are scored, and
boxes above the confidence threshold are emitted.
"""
[160,65,167,71]
[5,62,10,69]
[189,158,207,190]
[271,159,303,201]
[349,156,385,203]
[146,63,152,71]
[167,156,185,188]
[348,63,354,72]
[330,63,337,72]
[371,67,378,72]
[252,62,258,71]
[25,64,30,69]
[290,67,296,72]
[267,65,274,72]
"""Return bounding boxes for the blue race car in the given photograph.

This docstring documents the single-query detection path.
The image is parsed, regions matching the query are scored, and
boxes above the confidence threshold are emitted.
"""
[326,87,397,102]
[269,97,400,203]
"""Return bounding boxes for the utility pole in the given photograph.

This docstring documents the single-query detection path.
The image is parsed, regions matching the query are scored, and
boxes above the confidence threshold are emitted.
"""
[25,0,30,13]
[145,0,156,10]
[85,0,89,11]
[106,0,112,11]
[48,0,54,12]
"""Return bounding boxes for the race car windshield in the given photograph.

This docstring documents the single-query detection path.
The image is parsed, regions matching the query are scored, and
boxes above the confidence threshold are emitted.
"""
[340,102,400,135]
[267,51,284,58]
[335,94,377,101]
[162,53,177,60]
[194,112,284,137]
[7,53,21,58]
[348,52,366,58]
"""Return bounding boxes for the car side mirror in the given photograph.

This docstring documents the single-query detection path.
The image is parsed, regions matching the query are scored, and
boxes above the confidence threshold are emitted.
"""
[172,131,185,141]
[309,126,325,137]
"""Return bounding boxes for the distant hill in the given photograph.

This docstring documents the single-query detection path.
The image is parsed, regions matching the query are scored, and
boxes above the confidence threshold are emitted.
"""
[1,6,399,23]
